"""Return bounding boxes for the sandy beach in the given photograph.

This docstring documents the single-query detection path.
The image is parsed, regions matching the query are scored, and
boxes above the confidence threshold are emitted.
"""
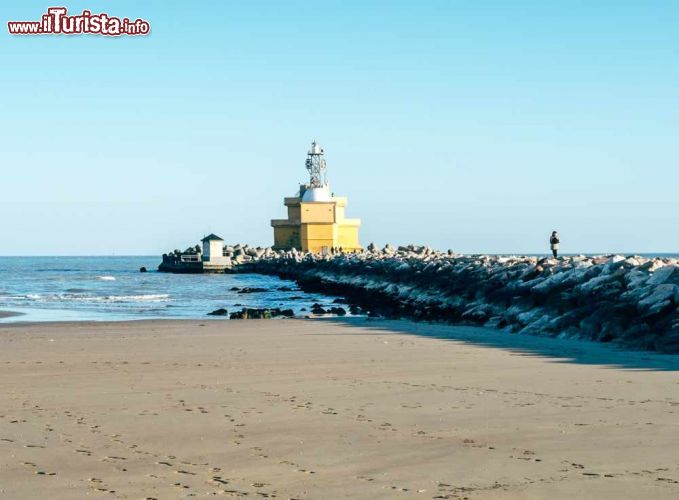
[1,318,678,499]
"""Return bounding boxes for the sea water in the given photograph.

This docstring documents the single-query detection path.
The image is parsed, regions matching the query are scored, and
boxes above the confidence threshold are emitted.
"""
[0,256,342,322]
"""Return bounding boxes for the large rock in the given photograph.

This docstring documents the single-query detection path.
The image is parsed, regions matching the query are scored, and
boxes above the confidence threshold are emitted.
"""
[648,265,679,286]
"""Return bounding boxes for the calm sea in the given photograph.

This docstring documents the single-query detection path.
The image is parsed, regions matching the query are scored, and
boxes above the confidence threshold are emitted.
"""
[0,256,342,322]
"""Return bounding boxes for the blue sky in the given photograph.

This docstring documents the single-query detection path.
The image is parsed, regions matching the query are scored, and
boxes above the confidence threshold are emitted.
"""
[1,1,677,255]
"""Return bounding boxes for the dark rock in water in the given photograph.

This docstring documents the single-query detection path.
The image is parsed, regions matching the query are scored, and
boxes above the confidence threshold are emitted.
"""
[229,307,295,320]
[277,286,297,292]
[208,308,229,316]
[230,308,268,319]
[289,296,306,300]
[307,304,346,316]
[332,298,348,304]
[349,304,363,315]
[329,306,347,316]
[139,267,147,273]
[237,287,268,294]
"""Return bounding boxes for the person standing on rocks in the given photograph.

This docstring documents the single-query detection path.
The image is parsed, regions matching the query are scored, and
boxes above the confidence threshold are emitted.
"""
[550,231,560,258]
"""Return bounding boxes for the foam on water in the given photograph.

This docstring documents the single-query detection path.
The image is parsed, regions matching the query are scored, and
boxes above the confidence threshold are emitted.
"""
[8,293,171,303]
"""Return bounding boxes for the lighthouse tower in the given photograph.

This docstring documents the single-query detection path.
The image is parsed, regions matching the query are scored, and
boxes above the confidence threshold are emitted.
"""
[305,141,327,188]
[300,141,332,202]
[271,141,362,253]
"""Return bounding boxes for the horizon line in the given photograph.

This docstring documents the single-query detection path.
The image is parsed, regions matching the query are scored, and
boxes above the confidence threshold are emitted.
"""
[0,252,677,258]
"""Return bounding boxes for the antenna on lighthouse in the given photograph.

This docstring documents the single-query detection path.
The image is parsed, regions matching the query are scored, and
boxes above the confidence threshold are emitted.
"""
[305,140,327,188]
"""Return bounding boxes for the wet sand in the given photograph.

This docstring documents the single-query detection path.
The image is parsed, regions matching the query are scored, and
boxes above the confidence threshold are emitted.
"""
[0,310,23,319]
[1,318,678,499]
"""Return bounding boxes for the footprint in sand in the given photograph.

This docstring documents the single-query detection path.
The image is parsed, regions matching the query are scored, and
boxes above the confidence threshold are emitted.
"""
[357,475,375,482]
[296,468,315,474]
[95,488,116,493]
[386,485,409,492]
[222,489,250,497]
[564,461,585,469]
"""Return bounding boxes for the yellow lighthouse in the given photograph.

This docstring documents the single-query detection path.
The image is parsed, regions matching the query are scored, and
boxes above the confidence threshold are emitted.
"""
[271,141,362,253]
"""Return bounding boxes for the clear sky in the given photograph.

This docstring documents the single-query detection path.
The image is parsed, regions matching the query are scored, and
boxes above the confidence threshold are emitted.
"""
[1,0,677,255]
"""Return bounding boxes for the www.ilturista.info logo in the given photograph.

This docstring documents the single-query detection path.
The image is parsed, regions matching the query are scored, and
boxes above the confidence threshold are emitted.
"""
[8,7,150,36]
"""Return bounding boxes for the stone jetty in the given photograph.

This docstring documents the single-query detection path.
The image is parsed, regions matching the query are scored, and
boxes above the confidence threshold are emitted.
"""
[232,245,679,353]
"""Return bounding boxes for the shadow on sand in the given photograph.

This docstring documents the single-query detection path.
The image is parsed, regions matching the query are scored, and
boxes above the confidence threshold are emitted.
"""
[313,317,679,372]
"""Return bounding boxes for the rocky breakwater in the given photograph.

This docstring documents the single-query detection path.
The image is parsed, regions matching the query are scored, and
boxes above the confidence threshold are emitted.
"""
[240,245,679,353]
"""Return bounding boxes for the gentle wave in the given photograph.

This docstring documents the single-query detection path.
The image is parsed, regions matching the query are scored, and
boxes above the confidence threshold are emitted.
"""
[96,276,116,281]
[36,268,81,272]
[4,293,171,303]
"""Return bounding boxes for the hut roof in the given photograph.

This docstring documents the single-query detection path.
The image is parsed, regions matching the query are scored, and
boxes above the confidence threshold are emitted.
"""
[201,233,224,242]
